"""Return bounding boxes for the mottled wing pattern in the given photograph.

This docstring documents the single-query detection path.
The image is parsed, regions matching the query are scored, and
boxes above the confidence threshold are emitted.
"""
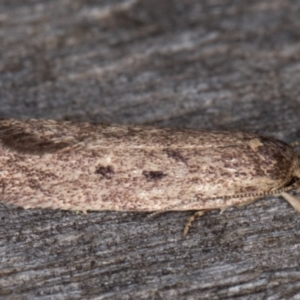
[0,119,297,211]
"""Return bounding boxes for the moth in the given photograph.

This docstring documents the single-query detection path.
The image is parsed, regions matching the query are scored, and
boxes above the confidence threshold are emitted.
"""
[0,118,300,235]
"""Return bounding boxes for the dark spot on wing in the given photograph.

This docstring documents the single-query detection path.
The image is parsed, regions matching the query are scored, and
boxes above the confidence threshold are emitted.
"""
[142,170,166,180]
[95,165,114,179]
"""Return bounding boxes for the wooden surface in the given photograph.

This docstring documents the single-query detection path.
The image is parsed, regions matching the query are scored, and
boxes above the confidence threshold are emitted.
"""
[1,0,300,299]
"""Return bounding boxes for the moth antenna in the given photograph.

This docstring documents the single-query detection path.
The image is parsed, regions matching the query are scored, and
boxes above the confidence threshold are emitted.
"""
[159,179,300,212]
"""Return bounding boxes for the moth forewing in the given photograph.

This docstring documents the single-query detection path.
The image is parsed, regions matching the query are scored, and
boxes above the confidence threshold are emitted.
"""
[0,118,300,234]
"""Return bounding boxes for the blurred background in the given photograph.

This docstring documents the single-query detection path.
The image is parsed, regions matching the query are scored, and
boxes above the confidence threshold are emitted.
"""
[1,1,300,299]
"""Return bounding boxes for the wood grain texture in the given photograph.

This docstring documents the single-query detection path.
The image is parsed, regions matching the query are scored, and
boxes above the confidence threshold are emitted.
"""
[0,118,299,213]
[1,0,300,299]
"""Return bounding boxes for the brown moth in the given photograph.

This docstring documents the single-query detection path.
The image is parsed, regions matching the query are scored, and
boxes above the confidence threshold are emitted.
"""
[0,118,300,235]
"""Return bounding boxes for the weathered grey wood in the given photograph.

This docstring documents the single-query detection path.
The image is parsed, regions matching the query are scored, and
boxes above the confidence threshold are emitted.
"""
[1,0,300,299]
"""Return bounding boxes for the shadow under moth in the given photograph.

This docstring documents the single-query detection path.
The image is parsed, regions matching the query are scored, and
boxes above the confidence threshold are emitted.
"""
[1,118,300,235]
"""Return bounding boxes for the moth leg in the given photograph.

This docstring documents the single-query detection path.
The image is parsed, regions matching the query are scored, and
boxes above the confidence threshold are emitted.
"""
[183,211,205,236]
[74,210,87,215]
[235,197,259,207]
[281,192,300,212]
[146,211,163,219]
[219,207,227,214]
